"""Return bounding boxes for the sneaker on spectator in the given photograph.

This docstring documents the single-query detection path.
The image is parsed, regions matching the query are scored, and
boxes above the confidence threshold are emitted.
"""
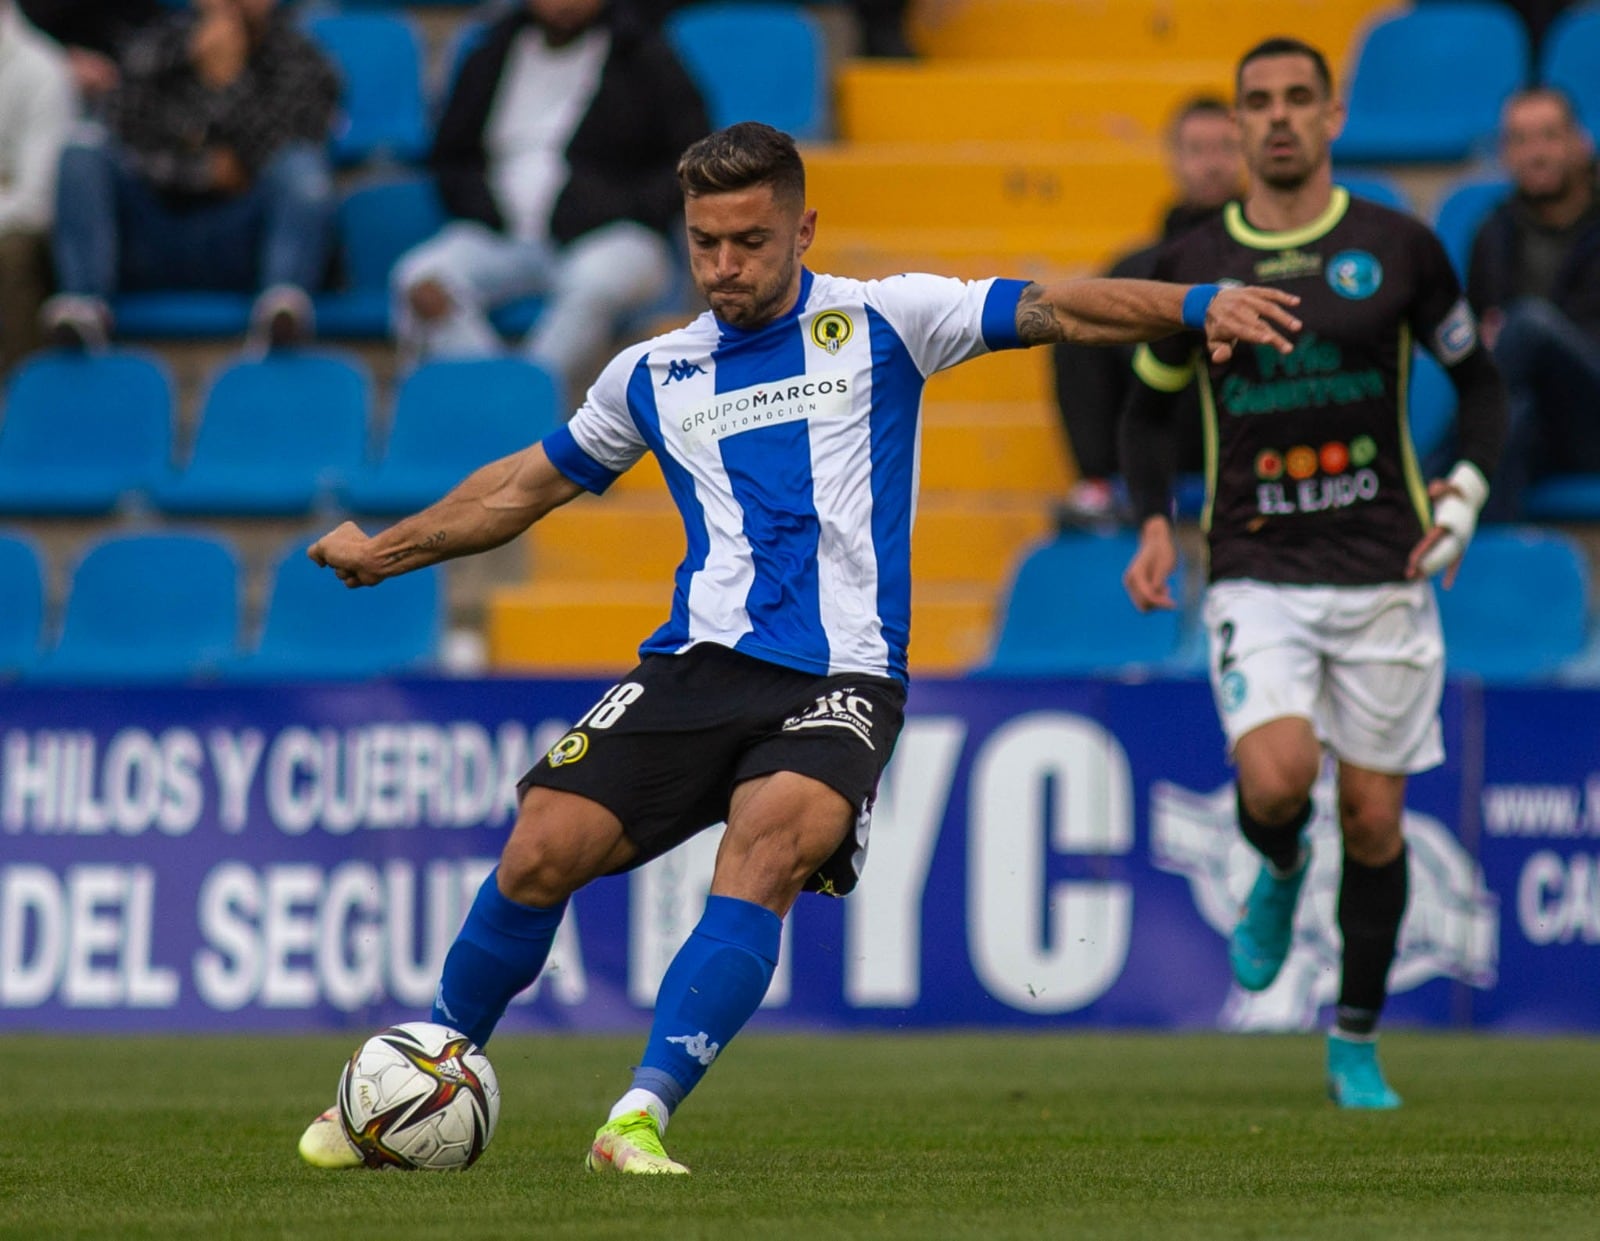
[40,294,111,352]
[1054,478,1125,530]
[248,284,314,354]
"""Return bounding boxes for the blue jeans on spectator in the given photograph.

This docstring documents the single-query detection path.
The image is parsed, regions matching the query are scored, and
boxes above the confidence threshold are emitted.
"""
[1484,297,1600,522]
[52,134,333,298]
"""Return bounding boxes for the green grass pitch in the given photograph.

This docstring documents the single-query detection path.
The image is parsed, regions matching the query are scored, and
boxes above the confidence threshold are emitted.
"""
[3,1032,1598,1240]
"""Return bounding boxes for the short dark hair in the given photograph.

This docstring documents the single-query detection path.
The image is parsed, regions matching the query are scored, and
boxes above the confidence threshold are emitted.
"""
[1503,85,1582,129]
[1236,37,1334,98]
[1169,94,1231,138]
[677,122,806,206]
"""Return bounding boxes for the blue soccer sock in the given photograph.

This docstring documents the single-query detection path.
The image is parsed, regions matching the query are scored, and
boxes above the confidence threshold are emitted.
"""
[431,870,566,1049]
[630,895,782,1116]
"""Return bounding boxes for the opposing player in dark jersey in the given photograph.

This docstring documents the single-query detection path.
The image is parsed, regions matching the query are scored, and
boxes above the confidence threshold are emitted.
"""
[1120,38,1506,1108]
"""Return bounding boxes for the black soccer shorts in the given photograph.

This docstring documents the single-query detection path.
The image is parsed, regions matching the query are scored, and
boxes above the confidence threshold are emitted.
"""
[518,642,906,896]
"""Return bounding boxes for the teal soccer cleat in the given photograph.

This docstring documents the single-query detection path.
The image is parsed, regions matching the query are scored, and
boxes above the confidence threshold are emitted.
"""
[1228,847,1309,991]
[1326,1033,1402,1109]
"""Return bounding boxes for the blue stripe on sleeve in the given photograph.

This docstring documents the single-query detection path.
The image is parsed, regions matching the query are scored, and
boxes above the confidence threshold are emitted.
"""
[980,278,1031,351]
[540,424,619,494]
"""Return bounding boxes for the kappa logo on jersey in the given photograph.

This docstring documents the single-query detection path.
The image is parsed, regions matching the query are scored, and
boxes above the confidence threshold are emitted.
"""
[1327,250,1384,300]
[810,311,853,354]
[546,731,589,767]
[783,689,876,749]
[1149,776,1497,1031]
[660,358,707,385]
[666,1031,720,1066]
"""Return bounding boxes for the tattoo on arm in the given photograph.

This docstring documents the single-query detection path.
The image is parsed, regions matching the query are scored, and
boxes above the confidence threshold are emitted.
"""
[1015,283,1063,345]
[379,530,446,569]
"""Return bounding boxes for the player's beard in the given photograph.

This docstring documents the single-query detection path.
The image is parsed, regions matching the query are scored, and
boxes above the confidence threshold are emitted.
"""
[706,252,798,330]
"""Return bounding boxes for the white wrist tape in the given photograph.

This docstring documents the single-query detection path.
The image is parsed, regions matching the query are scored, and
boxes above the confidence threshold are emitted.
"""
[1419,461,1490,576]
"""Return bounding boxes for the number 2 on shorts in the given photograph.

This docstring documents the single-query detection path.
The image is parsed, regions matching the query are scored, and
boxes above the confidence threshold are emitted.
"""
[1216,620,1237,675]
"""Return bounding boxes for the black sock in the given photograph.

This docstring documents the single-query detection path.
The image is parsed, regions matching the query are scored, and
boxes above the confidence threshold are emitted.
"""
[1236,787,1312,874]
[1336,846,1409,1036]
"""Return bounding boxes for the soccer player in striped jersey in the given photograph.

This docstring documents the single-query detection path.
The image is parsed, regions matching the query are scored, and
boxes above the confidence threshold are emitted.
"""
[299,121,1299,1173]
[1120,39,1507,1108]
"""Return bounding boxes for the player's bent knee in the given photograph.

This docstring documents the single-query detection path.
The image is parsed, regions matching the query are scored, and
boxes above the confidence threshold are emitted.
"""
[1339,807,1403,866]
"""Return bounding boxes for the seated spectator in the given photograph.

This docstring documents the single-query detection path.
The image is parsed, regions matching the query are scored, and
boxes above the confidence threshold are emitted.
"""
[18,0,161,102]
[1052,96,1242,525]
[393,0,709,392]
[1468,87,1600,520]
[0,1,74,374]
[41,0,338,352]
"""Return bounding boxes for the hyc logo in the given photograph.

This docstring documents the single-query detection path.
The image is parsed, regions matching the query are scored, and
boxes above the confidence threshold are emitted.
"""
[660,358,706,386]
[810,311,853,354]
[546,732,589,767]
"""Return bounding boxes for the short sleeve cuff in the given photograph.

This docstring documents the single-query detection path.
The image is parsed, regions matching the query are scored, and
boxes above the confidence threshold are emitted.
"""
[1133,343,1195,393]
[980,278,1030,351]
[542,424,620,494]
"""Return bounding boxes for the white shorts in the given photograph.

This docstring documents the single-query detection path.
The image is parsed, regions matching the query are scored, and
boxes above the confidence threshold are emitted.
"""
[1201,579,1445,774]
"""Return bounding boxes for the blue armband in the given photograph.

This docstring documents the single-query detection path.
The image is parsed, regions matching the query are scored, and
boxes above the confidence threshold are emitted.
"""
[1181,284,1221,330]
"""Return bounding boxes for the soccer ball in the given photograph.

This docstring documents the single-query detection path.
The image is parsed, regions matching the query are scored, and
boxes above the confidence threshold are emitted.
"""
[336,1021,500,1170]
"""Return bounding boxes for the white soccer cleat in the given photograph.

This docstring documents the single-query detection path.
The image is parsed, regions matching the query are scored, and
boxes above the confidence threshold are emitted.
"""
[298,1106,363,1169]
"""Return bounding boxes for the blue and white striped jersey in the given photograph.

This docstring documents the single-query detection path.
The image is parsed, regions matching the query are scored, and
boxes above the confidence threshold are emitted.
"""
[541,268,1029,683]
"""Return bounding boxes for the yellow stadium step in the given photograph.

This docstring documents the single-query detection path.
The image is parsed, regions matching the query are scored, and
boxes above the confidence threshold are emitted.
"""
[913,500,1054,587]
[526,494,682,583]
[920,405,1071,496]
[803,144,1168,234]
[837,60,1230,145]
[489,580,1003,676]
[924,348,1053,404]
[908,0,1386,63]
[805,225,1121,283]
[909,584,1001,674]
[489,582,666,673]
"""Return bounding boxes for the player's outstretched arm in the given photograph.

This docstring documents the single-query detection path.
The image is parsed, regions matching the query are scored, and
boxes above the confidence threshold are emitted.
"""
[308,444,585,588]
[1015,279,1301,357]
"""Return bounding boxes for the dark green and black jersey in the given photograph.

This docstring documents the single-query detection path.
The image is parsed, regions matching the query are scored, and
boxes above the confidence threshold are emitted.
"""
[1130,188,1482,586]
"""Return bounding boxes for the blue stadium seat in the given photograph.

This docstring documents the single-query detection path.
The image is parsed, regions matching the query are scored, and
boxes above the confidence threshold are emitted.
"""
[0,532,44,677]
[666,3,828,140]
[305,13,429,166]
[0,352,173,515]
[341,358,562,513]
[29,532,241,683]
[1334,172,1410,212]
[112,292,253,338]
[1437,527,1590,682]
[1541,5,1600,135]
[228,537,442,681]
[153,353,370,516]
[1433,177,1511,279]
[984,531,1184,676]
[1522,475,1600,521]
[1334,4,1529,163]
[317,175,447,337]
